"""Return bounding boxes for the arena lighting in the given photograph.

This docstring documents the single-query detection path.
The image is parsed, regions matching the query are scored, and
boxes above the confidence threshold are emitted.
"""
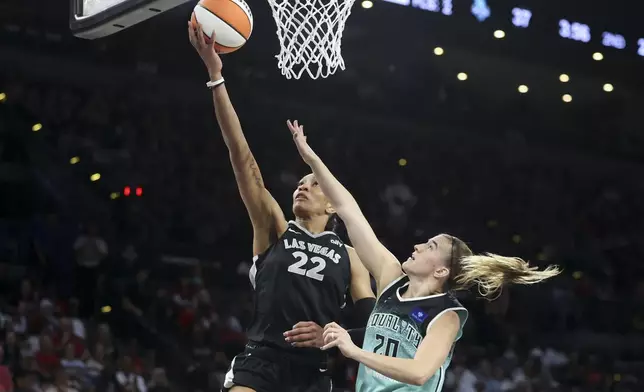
[603,83,614,92]
[518,85,529,93]
[562,94,572,103]
[0,92,6,102]
[70,156,80,164]
[593,52,604,61]
[90,173,101,181]
[559,74,570,83]
[110,192,120,200]
[398,158,408,167]
[512,234,522,244]
[135,187,143,196]
[361,0,373,8]
[124,186,131,196]
[101,306,112,313]
[457,72,468,81]
[494,29,506,39]
[433,47,444,56]
[32,123,42,132]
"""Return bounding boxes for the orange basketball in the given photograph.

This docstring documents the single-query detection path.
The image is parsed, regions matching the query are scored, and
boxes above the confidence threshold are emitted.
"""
[191,0,253,54]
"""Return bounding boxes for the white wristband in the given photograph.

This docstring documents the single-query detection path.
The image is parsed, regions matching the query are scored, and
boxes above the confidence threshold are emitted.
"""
[206,78,225,89]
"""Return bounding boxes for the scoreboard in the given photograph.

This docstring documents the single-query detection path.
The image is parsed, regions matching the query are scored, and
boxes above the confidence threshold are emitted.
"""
[379,0,644,58]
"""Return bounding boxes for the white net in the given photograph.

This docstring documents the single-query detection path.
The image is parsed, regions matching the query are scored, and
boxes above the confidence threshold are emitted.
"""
[267,0,356,79]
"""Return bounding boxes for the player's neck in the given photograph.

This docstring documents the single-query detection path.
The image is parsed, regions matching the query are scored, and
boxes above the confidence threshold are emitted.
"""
[403,276,444,299]
[295,215,329,234]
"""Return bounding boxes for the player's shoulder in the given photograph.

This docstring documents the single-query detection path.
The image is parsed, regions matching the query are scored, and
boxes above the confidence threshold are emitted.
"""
[443,291,466,309]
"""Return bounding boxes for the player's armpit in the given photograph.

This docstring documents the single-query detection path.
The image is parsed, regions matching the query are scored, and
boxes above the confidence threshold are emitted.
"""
[249,190,287,256]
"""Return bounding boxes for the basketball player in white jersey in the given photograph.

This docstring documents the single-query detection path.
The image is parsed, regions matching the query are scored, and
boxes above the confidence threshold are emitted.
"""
[188,24,376,392]
[286,120,561,391]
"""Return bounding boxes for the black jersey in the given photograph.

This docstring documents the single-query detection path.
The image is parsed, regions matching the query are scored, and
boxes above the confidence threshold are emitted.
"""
[247,220,352,355]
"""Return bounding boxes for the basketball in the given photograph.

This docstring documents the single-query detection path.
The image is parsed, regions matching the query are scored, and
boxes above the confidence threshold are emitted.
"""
[191,0,253,54]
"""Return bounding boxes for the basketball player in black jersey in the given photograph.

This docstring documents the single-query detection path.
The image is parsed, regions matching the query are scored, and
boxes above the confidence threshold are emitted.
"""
[188,24,376,392]
[286,120,562,390]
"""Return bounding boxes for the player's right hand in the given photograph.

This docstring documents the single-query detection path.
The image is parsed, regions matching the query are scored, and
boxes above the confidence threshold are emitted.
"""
[283,321,324,348]
[188,21,223,77]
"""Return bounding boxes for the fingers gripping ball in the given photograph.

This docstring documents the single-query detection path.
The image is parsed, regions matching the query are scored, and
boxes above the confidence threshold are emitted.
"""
[191,0,253,54]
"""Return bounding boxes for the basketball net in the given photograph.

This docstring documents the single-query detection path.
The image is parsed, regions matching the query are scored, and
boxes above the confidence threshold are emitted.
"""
[267,0,356,79]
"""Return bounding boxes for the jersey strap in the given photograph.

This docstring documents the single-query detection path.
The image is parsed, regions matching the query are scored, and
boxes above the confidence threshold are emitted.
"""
[420,295,468,342]
[377,274,409,303]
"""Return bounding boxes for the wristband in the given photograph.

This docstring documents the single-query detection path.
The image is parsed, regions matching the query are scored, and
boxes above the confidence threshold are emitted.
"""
[206,77,225,89]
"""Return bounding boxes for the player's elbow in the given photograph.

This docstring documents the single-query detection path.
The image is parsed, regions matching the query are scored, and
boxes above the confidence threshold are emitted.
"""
[409,363,439,386]
[412,373,433,386]
[409,373,431,386]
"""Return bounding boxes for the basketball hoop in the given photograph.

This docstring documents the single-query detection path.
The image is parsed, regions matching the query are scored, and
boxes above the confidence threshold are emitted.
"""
[267,0,356,79]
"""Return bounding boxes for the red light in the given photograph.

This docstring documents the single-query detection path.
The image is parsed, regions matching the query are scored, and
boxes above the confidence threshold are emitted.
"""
[135,187,143,197]
[124,186,131,196]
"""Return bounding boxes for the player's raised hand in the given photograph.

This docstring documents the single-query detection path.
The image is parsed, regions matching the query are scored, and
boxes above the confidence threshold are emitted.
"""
[188,21,223,76]
[321,322,360,358]
[287,120,319,165]
[283,321,324,348]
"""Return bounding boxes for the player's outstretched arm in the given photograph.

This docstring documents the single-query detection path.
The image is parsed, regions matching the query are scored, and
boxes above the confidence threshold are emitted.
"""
[287,120,403,294]
[322,312,460,386]
[189,23,287,255]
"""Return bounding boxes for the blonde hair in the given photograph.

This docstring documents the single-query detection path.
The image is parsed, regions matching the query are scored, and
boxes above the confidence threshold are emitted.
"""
[445,235,562,298]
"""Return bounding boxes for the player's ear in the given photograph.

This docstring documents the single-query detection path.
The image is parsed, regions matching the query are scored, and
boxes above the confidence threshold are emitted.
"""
[325,203,336,215]
[434,266,450,279]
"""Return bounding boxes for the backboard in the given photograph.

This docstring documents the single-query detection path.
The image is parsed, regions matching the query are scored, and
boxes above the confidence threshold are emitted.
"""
[70,0,193,39]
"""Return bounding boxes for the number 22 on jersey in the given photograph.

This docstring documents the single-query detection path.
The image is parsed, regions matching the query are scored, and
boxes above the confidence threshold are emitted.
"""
[288,251,326,281]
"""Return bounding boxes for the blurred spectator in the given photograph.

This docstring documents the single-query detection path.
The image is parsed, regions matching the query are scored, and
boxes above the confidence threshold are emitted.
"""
[73,223,108,317]
[60,343,86,378]
[0,347,13,392]
[53,318,84,358]
[43,368,79,392]
[147,368,171,392]
[35,334,59,379]
[115,355,146,392]
[3,331,21,371]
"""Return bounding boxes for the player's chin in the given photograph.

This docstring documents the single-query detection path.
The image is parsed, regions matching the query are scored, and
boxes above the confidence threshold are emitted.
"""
[292,200,315,215]
[401,258,413,273]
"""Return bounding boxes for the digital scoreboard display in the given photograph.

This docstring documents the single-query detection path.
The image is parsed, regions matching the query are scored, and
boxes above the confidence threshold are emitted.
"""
[379,0,643,58]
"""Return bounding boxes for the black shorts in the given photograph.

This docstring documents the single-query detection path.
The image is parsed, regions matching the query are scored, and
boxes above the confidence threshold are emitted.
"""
[221,341,332,392]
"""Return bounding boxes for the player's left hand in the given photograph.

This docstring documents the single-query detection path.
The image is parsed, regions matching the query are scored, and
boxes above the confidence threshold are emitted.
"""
[322,322,360,359]
[283,321,324,348]
[287,120,319,165]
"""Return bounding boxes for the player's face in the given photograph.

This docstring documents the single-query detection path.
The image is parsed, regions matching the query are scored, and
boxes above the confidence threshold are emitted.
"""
[402,234,453,277]
[292,174,332,218]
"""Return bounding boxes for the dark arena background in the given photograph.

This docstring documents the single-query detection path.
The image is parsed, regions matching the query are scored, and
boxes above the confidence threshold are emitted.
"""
[1,0,644,390]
